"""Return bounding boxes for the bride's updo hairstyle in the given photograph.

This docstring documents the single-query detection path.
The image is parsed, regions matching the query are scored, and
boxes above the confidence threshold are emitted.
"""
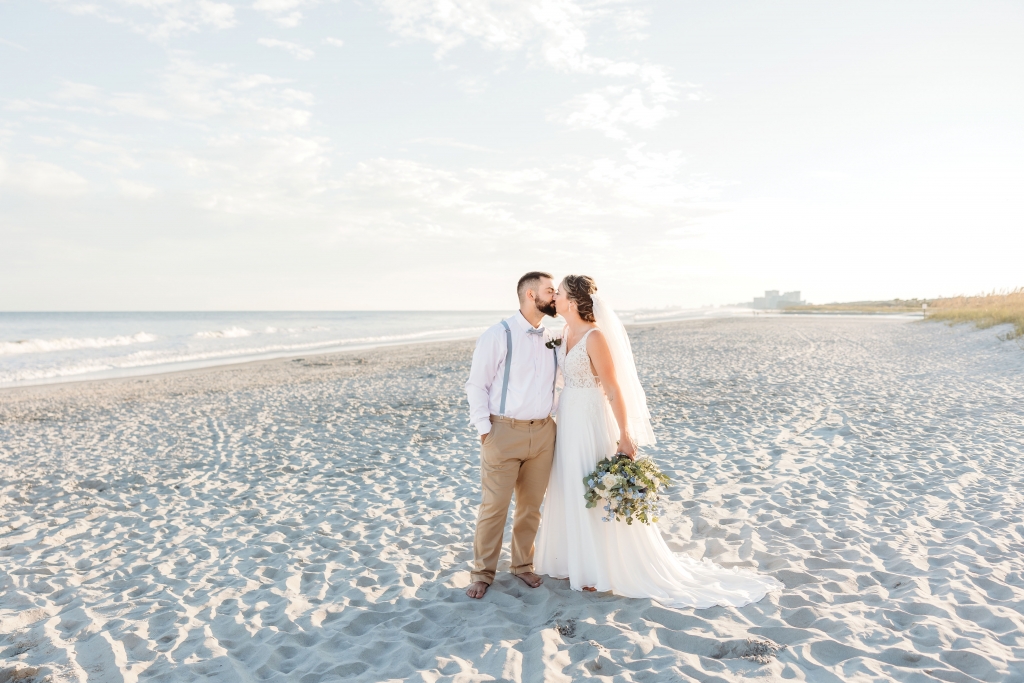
[562,275,598,323]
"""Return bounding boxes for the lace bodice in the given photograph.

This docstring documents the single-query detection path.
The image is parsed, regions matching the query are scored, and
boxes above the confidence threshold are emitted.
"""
[559,329,600,389]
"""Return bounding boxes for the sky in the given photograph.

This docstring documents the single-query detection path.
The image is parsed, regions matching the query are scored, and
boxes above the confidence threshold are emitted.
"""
[2,0,1022,311]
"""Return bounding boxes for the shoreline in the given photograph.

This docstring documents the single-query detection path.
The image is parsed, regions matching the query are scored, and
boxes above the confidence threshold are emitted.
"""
[0,334,481,395]
[0,313,919,394]
[0,337,478,399]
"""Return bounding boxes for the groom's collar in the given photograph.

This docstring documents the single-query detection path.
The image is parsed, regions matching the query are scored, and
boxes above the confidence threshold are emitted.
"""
[514,310,544,332]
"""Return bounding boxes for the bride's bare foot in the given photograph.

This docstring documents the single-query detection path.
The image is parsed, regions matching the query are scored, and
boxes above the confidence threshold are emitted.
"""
[515,572,543,588]
[582,586,597,592]
[466,581,489,599]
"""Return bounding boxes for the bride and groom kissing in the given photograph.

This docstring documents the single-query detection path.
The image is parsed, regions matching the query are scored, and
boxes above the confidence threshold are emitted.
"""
[464,272,782,608]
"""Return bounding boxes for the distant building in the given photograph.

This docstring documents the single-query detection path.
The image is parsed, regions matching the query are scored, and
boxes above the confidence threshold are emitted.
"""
[752,290,804,309]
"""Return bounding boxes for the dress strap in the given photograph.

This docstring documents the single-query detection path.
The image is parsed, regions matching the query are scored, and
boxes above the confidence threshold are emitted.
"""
[567,327,597,355]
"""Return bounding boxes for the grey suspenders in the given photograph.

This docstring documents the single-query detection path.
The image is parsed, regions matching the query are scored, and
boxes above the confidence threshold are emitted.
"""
[499,321,513,416]
[498,320,558,418]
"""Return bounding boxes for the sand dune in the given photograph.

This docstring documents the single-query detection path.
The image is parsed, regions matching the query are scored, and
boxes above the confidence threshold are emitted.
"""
[2,317,1023,682]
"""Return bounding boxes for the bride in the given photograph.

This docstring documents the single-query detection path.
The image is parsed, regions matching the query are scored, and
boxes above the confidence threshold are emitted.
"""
[534,275,783,608]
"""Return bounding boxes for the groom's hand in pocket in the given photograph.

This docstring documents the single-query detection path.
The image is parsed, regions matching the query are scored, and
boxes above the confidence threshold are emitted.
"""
[480,432,489,445]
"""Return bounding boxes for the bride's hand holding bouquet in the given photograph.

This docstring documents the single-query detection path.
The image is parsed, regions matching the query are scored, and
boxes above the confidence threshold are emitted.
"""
[617,432,637,459]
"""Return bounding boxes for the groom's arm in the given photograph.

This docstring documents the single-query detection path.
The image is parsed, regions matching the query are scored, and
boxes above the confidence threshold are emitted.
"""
[466,328,502,438]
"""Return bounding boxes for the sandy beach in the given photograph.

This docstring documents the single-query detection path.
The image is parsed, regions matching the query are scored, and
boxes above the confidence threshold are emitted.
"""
[2,316,1023,682]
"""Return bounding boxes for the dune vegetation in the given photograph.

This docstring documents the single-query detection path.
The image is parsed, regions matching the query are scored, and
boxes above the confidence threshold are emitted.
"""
[785,289,1024,342]
[785,299,928,314]
[925,288,1024,341]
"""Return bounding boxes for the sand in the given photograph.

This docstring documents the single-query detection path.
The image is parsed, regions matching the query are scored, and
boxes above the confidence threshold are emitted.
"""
[2,316,1023,682]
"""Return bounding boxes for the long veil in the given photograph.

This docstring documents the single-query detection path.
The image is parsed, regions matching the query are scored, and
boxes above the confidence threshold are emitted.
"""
[591,293,656,447]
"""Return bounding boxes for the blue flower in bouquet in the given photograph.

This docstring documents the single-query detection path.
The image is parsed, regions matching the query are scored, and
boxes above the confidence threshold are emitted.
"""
[582,452,671,525]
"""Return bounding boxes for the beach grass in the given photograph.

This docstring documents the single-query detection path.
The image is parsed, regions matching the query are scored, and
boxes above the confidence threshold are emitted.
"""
[784,290,1024,343]
[785,299,928,314]
[925,288,1024,340]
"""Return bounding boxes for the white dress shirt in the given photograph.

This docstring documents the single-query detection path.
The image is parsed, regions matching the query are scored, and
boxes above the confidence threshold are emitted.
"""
[465,312,560,435]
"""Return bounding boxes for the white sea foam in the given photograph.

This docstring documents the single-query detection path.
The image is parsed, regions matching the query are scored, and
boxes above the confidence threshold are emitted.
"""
[0,332,157,356]
[268,326,326,334]
[195,326,253,339]
[0,325,490,386]
[263,326,303,334]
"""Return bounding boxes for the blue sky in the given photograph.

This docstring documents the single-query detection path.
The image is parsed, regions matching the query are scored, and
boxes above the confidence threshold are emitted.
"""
[2,0,1023,310]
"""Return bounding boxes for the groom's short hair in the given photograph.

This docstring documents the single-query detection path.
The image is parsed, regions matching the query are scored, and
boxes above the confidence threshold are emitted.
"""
[517,271,553,301]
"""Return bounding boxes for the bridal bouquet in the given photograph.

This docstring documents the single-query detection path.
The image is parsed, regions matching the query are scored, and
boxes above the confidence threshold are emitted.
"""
[583,454,671,525]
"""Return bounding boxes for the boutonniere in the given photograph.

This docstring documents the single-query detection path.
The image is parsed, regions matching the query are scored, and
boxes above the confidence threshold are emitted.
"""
[545,337,563,349]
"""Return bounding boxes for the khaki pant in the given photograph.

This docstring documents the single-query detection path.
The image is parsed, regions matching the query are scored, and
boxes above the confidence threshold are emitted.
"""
[471,415,556,585]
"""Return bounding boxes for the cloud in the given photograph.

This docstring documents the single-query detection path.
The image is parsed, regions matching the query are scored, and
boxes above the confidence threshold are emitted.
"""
[54,81,102,101]
[456,76,488,94]
[559,85,673,139]
[276,12,303,27]
[281,88,315,105]
[258,37,314,60]
[116,179,157,198]
[116,138,712,242]
[379,0,584,64]
[179,134,333,216]
[332,146,715,243]
[4,55,327,217]
[376,0,685,141]
[252,0,303,12]
[377,0,654,74]
[4,10,712,274]
[31,136,67,147]
[47,61,312,131]
[323,37,344,48]
[0,156,89,196]
[108,93,171,120]
[75,140,142,169]
[52,79,172,120]
[159,58,313,129]
[230,74,291,91]
[252,0,312,26]
[0,38,29,51]
[584,145,712,210]
[412,137,498,153]
[48,0,236,41]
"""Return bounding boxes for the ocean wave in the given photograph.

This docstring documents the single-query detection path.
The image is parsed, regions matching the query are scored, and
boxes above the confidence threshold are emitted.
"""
[195,327,252,339]
[0,332,157,356]
[122,326,490,367]
[0,361,118,384]
[263,326,327,334]
[0,325,488,386]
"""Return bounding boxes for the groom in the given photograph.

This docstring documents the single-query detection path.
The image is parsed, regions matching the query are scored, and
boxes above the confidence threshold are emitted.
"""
[464,271,560,599]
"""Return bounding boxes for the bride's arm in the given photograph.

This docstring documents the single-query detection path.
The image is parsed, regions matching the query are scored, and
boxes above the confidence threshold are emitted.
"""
[587,330,636,458]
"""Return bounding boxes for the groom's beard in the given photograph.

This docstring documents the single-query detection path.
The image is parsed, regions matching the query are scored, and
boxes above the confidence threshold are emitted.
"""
[535,299,557,317]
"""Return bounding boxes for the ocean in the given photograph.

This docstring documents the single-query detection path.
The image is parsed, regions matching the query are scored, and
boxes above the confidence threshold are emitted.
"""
[0,308,750,388]
[0,311,517,388]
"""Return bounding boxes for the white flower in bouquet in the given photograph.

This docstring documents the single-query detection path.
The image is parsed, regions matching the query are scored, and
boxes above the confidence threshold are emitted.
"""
[583,454,672,525]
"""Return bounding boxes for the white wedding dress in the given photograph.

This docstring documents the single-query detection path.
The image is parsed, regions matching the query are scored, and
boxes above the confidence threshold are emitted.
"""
[534,327,783,609]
